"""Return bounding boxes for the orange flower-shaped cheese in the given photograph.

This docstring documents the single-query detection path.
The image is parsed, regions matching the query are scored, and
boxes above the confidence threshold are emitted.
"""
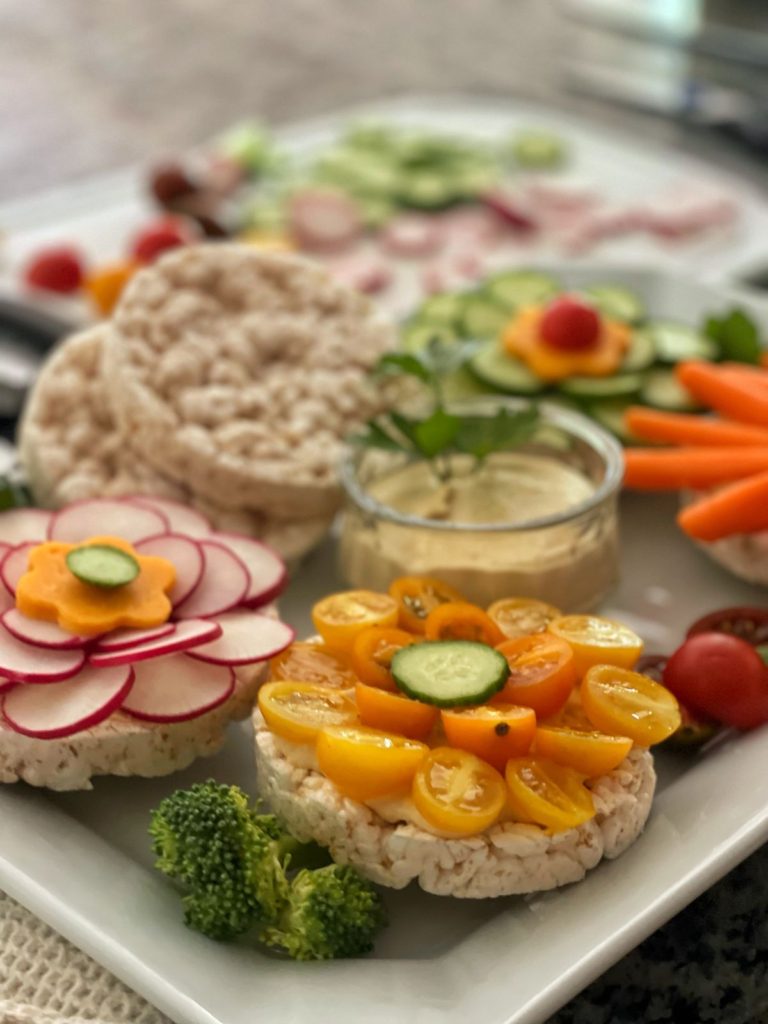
[503,306,631,382]
[16,536,176,636]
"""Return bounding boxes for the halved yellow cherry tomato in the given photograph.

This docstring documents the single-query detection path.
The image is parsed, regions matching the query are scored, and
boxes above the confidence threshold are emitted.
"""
[424,601,504,646]
[355,681,438,740]
[581,665,681,746]
[351,626,419,691]
[547,615,643,678]
[257,681,357,744]
[441,703,536,772]
[535,725,632,778]
[487,597,562,640]
[316,724,428,801]
[311,590,398,649]
[505,757,595,832]
[388,576,466,634]
[269,641,358,688]
[494,634,576,718]
[412,747,506,837]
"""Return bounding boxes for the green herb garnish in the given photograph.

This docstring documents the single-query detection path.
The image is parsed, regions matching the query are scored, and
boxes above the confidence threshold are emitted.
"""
[704,308,761,365]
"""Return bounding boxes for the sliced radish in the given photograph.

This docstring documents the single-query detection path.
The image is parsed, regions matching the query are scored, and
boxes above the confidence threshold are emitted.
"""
[0,626,86,682]
[0,678,15,695]
[48,498,169,544]
[2,663,134,738]
[89,618,222,668]
[330,257,392,295]
[1,541,40,596]
[0,586,13,615]
[174,540,249,618]
[187,611,294,666]
[95,622,176,653]
[214,532,286,607]
[136,533,204,607]
[288,188,362,251]
[127,496,212,538]
[381,214,444,258]
[1,608,91,650]
[481,190,538,233]
[0,509,52,546]
[120,655,234,722]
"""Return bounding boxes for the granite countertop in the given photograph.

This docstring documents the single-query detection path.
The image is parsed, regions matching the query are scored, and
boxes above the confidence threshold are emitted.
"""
[0,1,766,1021]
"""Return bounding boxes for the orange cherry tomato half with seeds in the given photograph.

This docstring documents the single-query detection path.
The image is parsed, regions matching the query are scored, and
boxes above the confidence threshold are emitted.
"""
[355,681,438,740]
[441,703,536,772]
[424,601,505,646]
[581,665,681,746]
[257,681,357,745]
[269,641,358,689]
[412,746,507,836]
[388,576,466,634]
[494,634,576,718]
[311,590,398,649]
[486,597,562,640]
[351,626,419,691]
[316,724,428,801]
[505,757,595,832]
[548,615,643,678]
[534,725,632,778]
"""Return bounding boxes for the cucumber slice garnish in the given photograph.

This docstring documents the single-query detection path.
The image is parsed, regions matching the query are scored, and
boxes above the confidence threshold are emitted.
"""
[647,321,718,363]
[641,369,703,412]
[559,373,644,400]
[418,293,465,328]
[587,399,641,445]
[401,321,459,354]
[66,544,140,589]
[509,130,567,169]
[441,367,493,402]
[398,174,456,210]
[460,295,510,340]
[392,641,509,707]
[486,270,560,311]
[469,341,546,395]
[582,285,645,324]
[620,327,656,372]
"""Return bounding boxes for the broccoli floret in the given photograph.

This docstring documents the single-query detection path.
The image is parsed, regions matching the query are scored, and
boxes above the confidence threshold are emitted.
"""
[261,864,387,960]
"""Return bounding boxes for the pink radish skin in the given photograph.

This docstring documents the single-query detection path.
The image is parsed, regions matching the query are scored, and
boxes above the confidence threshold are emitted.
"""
[95,623,176,653]
[381,214,444,258]
[0,626,86,682]
[174,540,249,619]
[187,611,294,666]
[0,586,13,615]
[126,496,212,538]
[2,664,134,739]
[0,509,52,546]
[120,655,234,722]
[2,541,42,596]
[214,532,287,607]
[1,608,91,650]
[136,533,204,607]
[48,498,169,544]
[0,678,15,695]
[89,618,222,668]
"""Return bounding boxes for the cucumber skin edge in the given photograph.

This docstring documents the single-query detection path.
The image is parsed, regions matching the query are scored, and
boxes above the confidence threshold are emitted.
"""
[391,641,510,708]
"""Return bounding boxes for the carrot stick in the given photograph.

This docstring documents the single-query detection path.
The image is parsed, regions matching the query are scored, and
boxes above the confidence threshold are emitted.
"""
[678,470,768,540]
[761,352,768,371]
[623,447,768,490]
[718,363,768,393]
[624,407,768,447]
[676,362,768,426]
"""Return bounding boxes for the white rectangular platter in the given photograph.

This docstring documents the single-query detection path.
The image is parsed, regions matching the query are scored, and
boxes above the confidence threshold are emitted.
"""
[1,102,768,1024]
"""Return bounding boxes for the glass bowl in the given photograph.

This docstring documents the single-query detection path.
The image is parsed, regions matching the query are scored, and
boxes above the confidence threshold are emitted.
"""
[338,397,624,611]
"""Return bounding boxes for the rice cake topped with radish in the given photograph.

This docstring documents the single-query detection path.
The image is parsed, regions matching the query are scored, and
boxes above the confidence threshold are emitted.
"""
[0,497,294,790]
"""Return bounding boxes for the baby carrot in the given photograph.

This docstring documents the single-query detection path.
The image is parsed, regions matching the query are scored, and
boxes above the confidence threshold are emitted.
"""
[624,407,768,447]
[678,470,768,541]
[623,447,768,490]
[676,362,768,426]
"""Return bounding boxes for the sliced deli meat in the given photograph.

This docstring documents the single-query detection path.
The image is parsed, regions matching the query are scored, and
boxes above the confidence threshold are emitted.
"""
[1,608,91,650]
[173,540,249,618]
[0,627,86,682]
[215,532,286,606]
[136,533,204,607]
[120,655,235,722]
[187,611,294,666]
[0,509,52,546]
[48,498,169,544]
[89,618,222,668]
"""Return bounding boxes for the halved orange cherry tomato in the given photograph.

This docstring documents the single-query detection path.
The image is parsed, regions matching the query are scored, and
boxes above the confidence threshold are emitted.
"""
[441,703,536,771]
[505,757,595,831]
[257,681,357,744]
[412,747,506,836]
[487,597,562,640]
[424,602,504,646]
[548,615,643,678]
[494,634,576,718]
[311,590,398,649]
[388,576,466,634]
[581,665,680,746]
[351,626,419,691]
[535,725,632,778]
[269,641,358,688]
[355,681,438,740]
[316,724,428,801]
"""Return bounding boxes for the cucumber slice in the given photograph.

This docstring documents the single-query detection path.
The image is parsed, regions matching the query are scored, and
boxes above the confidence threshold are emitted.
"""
[469,341,546,395]
[460,295,509,339]
[620,327,656,372]
[559,373,644,400]
[66,544,140,589]
[647,321,718,363]
[418,293,464,328]
[486,270,560,311]
[509,130,567,169]
[641,369,702,412]
[392,641,509,707]
[441,367,492,402]
[587,399,641,445]
[583,285,645,324]
[401,322,459,354]
[399,173,456,210]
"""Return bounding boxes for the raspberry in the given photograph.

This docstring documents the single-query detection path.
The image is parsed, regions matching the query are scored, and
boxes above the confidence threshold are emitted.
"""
[540,296,601,351]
